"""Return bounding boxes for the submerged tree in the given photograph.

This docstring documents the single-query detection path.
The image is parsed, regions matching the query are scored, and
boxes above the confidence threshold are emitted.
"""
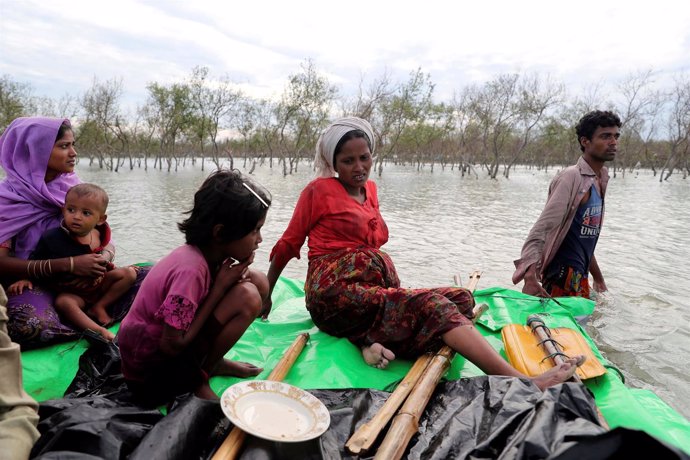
[614,70,662,177]
[142,81,193,171]
[78,77,127,170]
[274,59,337,175]
[186,66,243,170]
[0,75,34,132]
[373,68,434,176]
[660,76,690,181]
[3,64,690,180]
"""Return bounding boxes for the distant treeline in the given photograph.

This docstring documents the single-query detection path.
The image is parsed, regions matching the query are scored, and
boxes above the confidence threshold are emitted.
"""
[1,62,688,180]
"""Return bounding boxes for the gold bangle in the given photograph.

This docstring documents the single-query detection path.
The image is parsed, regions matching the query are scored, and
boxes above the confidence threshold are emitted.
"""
[47,259,52,276]
[69,256,74,273]
[27,260,33,278]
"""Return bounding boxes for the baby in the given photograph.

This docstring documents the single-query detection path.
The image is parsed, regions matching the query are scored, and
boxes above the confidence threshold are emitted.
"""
[8,183,137,340]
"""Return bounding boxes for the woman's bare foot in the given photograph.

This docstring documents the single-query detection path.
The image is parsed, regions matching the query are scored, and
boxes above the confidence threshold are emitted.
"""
[194,381,219,400]
[532,355,586,390]
[211,359,263,377]
[362,343,396,369]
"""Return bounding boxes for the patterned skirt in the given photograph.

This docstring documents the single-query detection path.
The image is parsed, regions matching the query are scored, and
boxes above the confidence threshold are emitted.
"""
[305,248,474,358]
[6,265,150,349]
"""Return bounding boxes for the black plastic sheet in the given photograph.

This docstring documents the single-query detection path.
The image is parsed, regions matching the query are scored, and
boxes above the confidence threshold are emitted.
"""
[30,343,690,459]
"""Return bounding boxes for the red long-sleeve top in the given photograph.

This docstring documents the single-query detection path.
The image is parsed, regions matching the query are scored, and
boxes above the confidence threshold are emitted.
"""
[269,177,389,267]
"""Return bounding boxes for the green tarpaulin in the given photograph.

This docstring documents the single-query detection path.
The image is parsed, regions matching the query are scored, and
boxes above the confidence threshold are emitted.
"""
[21,277,690,454]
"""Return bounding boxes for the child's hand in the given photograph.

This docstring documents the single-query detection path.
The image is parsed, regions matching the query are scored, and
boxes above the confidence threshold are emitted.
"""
[214,258,251,292]
[260,296,272,320]
[8,279,33,295]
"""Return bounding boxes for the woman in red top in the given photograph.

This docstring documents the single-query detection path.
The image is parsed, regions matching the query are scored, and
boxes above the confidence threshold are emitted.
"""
[265,117,582,389]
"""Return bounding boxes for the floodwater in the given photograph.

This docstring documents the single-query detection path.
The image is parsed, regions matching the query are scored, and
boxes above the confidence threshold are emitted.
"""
[7,160,690,419]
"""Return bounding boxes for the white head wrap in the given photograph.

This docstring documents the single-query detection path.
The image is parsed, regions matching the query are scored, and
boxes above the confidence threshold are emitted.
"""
[314,117,375,178]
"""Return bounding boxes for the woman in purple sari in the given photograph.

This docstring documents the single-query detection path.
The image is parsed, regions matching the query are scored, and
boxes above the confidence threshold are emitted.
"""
[0,117,146,348]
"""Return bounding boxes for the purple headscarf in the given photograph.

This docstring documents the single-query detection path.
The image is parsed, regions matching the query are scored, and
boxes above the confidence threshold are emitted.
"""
[0,117,80,259]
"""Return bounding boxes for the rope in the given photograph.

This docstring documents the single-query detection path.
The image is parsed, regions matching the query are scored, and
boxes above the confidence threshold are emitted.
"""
[541,351,570,363]
[537,337,563,348]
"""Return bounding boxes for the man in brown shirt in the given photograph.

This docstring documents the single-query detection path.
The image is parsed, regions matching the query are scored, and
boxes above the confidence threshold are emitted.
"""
[513,110,621,298]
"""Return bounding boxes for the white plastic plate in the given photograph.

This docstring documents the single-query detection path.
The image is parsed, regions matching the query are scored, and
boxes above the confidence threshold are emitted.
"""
[220,380,330,442]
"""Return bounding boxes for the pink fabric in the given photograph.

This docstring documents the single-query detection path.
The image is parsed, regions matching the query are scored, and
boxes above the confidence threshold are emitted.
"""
[512,157,608,284]
[118,245,210,381]
[270,177,388,267]
[0,117,80,259]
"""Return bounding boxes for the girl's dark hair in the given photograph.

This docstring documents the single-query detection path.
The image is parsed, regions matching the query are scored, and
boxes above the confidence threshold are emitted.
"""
[55,121,72,141]
[333,129,371,161]
[178,169,271,246]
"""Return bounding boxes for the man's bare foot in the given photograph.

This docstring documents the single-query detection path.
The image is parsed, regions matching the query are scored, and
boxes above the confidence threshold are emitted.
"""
[211,359,263,377]
[532,355,586,390]
[194,381,219,400]
[97,327,115,342]
[90,306,113,326]
[362,343,396,369]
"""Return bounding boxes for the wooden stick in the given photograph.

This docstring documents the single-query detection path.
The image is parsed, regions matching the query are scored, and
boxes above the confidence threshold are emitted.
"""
[266,332,310,381]
[526,315,609,429]
[346,272,485,454]
[373,346,454,460]
[453,274,462,286]
[371,272,483,459]
[465,270,482,292]
[346,353,432,454]
[472,303,489,322]
[211,332,310,460]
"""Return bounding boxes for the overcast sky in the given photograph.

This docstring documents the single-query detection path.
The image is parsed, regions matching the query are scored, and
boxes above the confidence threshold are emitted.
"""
[2,0,690,111]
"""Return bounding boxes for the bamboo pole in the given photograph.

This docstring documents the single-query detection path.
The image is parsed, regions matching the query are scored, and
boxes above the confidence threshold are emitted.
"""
[526,315,609,429]
[373,346,455,460]
[211,332,310,460]
[346,271,486,455]
[371,271,484,460]
[346,353,432,454]
[265,332,310,381]
[465,270,482,292]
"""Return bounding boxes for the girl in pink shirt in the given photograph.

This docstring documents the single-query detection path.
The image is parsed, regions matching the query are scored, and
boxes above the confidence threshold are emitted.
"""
[118,170,270,405]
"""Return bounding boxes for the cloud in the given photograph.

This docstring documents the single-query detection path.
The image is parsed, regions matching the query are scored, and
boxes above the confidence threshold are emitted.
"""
[1,0,689,109]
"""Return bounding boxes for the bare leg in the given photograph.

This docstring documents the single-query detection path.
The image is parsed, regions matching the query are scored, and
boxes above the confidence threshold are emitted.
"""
[194,382,220,400]
[56,293,115,341]
[213,359,263,377]
[200,281,263,378]
[362,343,396,369]
[90,267,137,326]
[244,268,269,302]
[442,324,584,390]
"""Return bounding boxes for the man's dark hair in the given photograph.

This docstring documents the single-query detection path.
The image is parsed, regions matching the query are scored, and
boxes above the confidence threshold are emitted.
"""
[576,110,621,152]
